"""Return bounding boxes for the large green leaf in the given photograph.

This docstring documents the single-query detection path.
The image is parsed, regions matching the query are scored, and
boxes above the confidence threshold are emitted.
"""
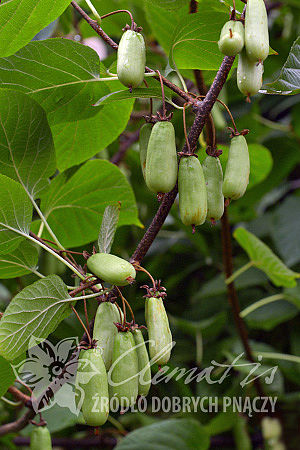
[0,275,72,360]
[144,1,185,54]
[170,10,228,70]
[233,227,300,288]
[0,0,71,57]
[0,39,110,124]
[263,36,300,95]
[115,419,210,450]
[35,160,140,248]
[0,175,33,254]
[0,241,38,279]
[244,300,298,331]
[0,356,15,397]
[193,267,268,301]
[52,94,134,171]
[0,90,55,197]
[169,312,226,339]
[271,196,300,267]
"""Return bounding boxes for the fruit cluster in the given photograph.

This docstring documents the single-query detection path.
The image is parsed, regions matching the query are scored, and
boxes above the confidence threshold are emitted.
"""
[140,122,250,227]
[72,253,172,426]
[218,0,269,100]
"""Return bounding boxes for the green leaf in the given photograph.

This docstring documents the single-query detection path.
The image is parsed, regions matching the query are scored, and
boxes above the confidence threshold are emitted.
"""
[169,312,226,339]
[0,39,110,124]
[0,241,38,279]
[271,196,300,267]
[0,356,15,397]
[205,411,237,436]
[52,95,134,171]
[244,300,298,331]
[35,160,140,249]
[0,0,71,57]
[98,205,120,254]
[0,90,55,197]
[284,283,300,309]
[233,227,300,287]
[115,419,210,450]
[144,1,185,54]
[147,0,187,11]
[0,174,33,254]
[94,87,170,107]
[193,267,268,301]
[170,10,229,70]
[263,36,300,95]
[0,275,73,360]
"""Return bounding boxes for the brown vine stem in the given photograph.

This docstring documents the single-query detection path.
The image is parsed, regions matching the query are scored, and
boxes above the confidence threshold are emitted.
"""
[131,55,235,263]
[8,387,31,406]
[71,305,92,346]
[110,129,140,166]
[100,9,134,30]
[221,208,264,397]
[71,1,195,104]
[0,409,35,437]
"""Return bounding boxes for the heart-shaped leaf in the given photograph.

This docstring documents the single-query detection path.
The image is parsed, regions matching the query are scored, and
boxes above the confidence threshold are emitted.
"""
[0,90,55,197]
[0,241,38,279]
[0,275,73,360]
[0,0,71,57]
[0,175,33,254]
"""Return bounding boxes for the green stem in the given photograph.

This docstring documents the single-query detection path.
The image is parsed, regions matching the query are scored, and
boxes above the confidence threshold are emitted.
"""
[30,197,64,251]
[85,0,101,23]
[37,221,45,238]
[254,351,300,365]
[225,261,254,285]
[240,294,285,318]
[1,221,84,281]
[107,415,126,433]
[196,331,203,367]
[32,269,45,279]
[26,234,85,280]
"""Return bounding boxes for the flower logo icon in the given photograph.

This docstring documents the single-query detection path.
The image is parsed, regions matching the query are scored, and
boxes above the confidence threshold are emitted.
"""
[11,336,100,414]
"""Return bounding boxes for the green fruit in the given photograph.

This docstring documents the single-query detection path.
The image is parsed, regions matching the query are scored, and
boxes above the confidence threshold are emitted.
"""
[237,49,263,98]
[202,156,224,221]
[109,331,139,408]
[211,103,226,130]
[145,121,178,194]
[30,426,52,450]
[218,20,245,56]
[222,135,250,200]
[233,415,252,450]
[245,0,269,62]
[145,297,172,365]
[178,156,207,226]
[261,417,282,441]
[139,123,152,180]
[76,348,109,426]
[117,30,146,88]
[87,253,136,286]
[132,328,151,397]
[93,302,123,370]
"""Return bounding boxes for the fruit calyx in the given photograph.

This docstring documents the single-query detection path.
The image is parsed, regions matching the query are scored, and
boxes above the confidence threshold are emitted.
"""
[141,280,167,299]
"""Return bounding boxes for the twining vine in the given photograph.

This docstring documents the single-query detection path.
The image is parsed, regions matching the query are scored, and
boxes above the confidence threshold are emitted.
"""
[0,0,274,443]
